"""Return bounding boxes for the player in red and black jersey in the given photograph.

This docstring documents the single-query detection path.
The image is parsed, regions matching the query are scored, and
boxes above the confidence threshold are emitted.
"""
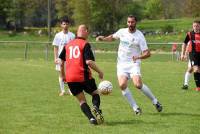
[181,20,200,91]
[59,24,104,125]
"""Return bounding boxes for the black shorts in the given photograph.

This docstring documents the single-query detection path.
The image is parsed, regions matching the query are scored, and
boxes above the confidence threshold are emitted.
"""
[67,78,97,96]
[189,52,200,66]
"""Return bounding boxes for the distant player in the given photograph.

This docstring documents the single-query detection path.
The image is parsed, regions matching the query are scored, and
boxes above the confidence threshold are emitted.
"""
[52,17,75,96]
[181,20,200,91]
[59,24,104,125]
[96,15,162,115]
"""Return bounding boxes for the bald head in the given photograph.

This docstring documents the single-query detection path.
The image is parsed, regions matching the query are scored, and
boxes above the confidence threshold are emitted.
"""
[77,24,89,38]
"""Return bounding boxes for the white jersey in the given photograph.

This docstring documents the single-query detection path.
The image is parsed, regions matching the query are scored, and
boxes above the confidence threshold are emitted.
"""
[113,28,148,64]
[52,31,75,56]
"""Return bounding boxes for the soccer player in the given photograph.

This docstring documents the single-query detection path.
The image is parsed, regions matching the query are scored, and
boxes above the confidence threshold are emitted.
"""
[181,20,200,91]
[52,17,75,96]
[59,24,104,125]
[96,15,162,115]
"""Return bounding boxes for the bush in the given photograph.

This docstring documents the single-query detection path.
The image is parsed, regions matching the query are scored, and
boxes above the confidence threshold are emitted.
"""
[161,24,174,33]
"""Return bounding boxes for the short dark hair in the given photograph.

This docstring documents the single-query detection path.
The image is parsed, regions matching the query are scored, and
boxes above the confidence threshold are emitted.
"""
[193,20,200,24]
[128,15,137,21]
[60,17,70,24]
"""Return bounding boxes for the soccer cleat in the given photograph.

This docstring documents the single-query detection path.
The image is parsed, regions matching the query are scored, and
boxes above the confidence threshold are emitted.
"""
[92,106,104,124]
[194,87,200,91]
[134,107,142,115]
[89,118,98,125]
[154,102,163,112]
[182,85,188,90]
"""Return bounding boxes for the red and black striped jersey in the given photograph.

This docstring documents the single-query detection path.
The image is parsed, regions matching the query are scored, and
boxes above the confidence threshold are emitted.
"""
[59,37,95,82]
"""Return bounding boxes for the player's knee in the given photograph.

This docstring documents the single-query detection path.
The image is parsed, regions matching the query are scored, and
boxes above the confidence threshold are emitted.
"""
[119,83,127,90]
[134,83,142,89]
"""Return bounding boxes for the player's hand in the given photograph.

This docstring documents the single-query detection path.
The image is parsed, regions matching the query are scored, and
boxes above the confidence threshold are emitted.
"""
[96,36,104,41]
[54,58,61,64]
[180,54,187,61]
[98,71,104,80]
[132,56,139,62]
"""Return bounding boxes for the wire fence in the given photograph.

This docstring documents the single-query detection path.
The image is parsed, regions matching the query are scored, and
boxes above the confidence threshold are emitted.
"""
[0,41,182,61]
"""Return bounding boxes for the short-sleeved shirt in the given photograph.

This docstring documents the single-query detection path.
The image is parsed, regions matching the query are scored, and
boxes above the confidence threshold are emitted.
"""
[113,28,148,64]
[52,31,75,56]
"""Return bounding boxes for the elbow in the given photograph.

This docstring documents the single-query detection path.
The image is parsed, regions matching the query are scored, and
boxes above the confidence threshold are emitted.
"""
[86,60,93,66]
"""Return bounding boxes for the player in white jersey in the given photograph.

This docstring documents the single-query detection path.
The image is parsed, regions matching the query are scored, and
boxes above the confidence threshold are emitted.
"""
[52,17,75,96]
[96,15,162,115]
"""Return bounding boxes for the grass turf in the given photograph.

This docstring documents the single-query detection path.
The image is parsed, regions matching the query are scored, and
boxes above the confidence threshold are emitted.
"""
[0,52,200,134]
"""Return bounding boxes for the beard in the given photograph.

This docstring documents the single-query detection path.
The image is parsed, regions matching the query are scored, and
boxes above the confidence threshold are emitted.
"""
[128,26,136,32]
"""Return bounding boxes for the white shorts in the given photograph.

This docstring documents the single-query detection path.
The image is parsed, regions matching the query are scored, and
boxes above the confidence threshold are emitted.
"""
[117,62,141,79]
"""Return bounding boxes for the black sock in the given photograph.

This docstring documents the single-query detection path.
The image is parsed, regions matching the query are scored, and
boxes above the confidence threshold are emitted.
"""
[80,103,94,120]
[92,94,100,108]
[194,72,200,87]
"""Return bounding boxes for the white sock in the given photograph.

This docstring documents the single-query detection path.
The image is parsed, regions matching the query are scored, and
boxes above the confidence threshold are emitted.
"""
[122,88,138,111]
[140,84,157,105]
[184,72,191,85]
[59,77,65,93]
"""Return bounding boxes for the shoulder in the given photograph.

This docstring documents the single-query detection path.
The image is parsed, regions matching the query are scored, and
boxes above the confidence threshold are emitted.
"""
[54,31,62,37]
[135,29,143,35]
[118,28,127,33]
[68,31,75,36]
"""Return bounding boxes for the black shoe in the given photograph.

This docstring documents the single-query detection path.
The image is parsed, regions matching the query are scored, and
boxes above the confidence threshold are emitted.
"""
[182,85,188,90]
[154,102,162,112]
[89,118,98,125]
[92,106,104,124]
[134,107,142,115]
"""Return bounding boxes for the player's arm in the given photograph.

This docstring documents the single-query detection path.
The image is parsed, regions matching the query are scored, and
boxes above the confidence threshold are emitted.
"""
[86,60,103,79]
[181,43,187,61]
[181,33,190,61]
[59,48,66,81]
[84,43,103,79]
[96,34,114,42]
[132,49,151,61]
[53,46,59,64]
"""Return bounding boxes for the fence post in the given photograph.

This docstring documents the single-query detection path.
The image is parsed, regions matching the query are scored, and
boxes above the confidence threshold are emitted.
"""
[45,42,49,61]
[24,42,28,60]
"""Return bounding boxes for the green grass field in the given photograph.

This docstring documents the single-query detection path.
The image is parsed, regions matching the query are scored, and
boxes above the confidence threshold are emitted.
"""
[0,48,200,134]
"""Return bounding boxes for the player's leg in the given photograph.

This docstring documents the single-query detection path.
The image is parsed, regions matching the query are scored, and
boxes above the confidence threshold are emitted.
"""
[58,69,65,96]
[131,63,162,112]
[117,74,141,115]
[68,82,98,125]
[182,61,193,89]
[132,75,162,112]
[190,53,200,91]
[84,78,104,124]
[193,66,200,91]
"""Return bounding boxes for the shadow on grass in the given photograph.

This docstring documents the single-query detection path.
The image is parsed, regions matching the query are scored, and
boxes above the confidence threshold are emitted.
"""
[148,112,200,117]
[105,119,157,126]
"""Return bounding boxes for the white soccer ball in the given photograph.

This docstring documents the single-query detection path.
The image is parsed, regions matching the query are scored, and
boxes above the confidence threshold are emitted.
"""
[98,80,113,95]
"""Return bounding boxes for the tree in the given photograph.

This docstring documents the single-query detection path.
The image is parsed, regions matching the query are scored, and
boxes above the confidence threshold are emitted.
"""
[71,0,91,26]
[144,0,163,19]
[184,0,200,17]
[55,0,73,24]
